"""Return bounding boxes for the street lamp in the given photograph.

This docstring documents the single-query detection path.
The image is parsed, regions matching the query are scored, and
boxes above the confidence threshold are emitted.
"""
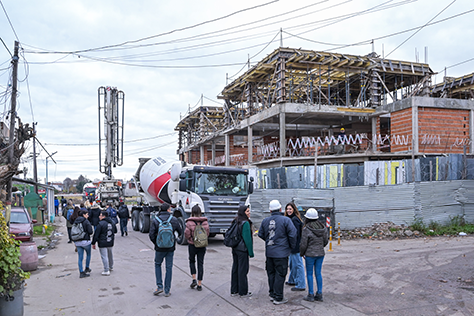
[46,152,57,222]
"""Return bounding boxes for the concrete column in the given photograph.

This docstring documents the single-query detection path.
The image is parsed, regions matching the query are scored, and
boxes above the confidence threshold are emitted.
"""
[247,125,253,164]
[211,141,216,166]
[470,110,474,154]
[279,112,286,158]
[412,102,419,154]
[225,134,230,166]
[371,117,377,152]
[200,145,205,165]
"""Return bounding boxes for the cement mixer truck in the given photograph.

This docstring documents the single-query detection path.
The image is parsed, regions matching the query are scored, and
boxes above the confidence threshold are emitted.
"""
[128,157,254,245]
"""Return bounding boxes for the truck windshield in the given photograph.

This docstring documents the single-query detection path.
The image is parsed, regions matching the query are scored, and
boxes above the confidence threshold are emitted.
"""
[194,172,248,196]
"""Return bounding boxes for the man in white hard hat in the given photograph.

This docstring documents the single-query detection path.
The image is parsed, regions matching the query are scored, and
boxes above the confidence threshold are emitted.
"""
[258,199,297,305]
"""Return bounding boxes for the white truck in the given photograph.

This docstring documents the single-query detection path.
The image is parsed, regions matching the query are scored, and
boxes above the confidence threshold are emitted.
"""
[129,157,254,244]
[95,178,124,208]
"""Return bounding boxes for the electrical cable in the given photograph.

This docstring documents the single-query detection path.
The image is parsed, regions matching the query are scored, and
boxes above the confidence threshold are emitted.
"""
[0,36,12,57]
[0,0,20,42]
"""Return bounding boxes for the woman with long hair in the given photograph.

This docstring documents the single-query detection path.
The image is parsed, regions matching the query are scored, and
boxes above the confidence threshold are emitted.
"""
[184,205,210,291]
[72,210,93,278]
[230,205,254,298]
[300,208,328,302]
[284,202,306,291]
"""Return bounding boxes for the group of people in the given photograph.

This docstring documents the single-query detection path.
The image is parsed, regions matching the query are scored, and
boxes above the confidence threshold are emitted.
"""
[147,199,328,305]
[60,198,130,278]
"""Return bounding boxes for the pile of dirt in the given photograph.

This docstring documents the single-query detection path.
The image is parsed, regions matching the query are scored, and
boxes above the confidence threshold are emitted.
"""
[339,222,422,240]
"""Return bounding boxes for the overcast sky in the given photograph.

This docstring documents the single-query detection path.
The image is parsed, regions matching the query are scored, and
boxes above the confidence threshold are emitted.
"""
[1,0,473,184]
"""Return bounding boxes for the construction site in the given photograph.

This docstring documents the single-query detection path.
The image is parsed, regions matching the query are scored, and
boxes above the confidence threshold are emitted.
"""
[174,47,474,188]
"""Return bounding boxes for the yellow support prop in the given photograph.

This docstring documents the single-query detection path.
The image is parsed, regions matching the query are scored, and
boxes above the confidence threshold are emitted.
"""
[337,222,341,246]
[328,226,333,252]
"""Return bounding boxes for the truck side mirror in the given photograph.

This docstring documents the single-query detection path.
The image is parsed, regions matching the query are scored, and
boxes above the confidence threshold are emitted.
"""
[179,172,186,180]
[248,177,254,194]
[170,162,182,181]
[179,179,186,192]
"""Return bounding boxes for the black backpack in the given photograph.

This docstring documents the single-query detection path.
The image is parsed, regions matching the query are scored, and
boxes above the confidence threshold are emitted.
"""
[223,220,241,248]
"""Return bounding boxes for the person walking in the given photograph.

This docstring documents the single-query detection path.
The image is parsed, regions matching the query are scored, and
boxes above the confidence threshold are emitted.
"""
[63,201,75,243]
[106,203,118,225]
[284,202,305,292]
[149,203,182,297]
[117,202,130,236]
[54,197,59,216]
[89,202,102,230]
[300,208,328,302]
[230,205,254,298]
[92,211,117,276]
[72,210,93,278]
[258,200,297,305]
[184,205,210,291]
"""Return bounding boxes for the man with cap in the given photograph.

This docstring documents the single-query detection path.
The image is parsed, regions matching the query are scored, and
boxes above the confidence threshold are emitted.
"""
[149,203,183,297]
[258,200,297,305]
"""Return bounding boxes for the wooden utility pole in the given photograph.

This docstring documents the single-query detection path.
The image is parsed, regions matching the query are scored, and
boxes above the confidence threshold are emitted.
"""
[6,41,19,203]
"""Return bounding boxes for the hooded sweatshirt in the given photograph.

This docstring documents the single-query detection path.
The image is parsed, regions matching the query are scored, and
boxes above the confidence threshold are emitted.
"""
[299,220,328,258]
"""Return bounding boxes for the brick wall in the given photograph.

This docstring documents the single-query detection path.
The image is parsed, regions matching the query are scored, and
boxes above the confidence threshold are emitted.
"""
[390,108,412,152]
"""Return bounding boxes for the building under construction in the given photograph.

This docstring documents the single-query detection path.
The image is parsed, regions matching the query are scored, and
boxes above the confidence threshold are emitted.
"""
[175,47,474,170]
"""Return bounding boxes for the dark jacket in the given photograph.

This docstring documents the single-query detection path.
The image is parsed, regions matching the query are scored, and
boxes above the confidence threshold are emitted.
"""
[288,214,303,254]
[89,205,102,227]
[118,205,130,219]
[235,220,254,258]
[184,217,210,245]
[107,206,118,225]
[258,211,297,258]
[92,217,117,248]
[149,211,183,252]
[72,216,93,241]
[300,220,328,258]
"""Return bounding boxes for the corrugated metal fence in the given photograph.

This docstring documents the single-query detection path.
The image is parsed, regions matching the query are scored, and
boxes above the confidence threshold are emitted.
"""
[249,180,474,230]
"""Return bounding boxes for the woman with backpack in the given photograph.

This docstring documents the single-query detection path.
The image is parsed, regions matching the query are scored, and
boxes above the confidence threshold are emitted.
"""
[284,202,306,291]
[230,205,254,298]
[71,210,93,278]
[184,205,210,291]
[63,201,75,243]
[299,208,328,302]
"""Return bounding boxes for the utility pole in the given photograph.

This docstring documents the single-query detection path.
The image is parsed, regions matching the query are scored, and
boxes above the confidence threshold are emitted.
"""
[33,123,38,194]
[6,41,19,204]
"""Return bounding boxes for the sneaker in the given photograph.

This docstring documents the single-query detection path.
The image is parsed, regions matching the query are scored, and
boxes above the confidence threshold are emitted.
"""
[190,279,197,289]
[153,288,163,296]
[164,292,171,297]
[269,295,275,302]
[79,272,90,278]
[285,282,296,286]
[109,267,113,272]
[85,267,91,273]
[68,240,72,243]
[196,285,202,291]
[314,293,323,302]
[231,293,239,297]
[303,294,315,302]
[291,287,305,291]
[125,231,128,236]
[101,271,110,276]
[240,292,252,298]
[273,298,288,305]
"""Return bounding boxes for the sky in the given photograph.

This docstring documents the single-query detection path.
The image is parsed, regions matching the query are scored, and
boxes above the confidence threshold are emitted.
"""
[1,0,473,185]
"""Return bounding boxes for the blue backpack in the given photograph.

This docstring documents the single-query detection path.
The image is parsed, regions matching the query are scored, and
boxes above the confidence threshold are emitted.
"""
[155,215,175,248]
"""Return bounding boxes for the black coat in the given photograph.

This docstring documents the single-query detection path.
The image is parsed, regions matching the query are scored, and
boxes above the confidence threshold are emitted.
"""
[92,217,117,248]
[149,211,182,252]
[288,214,303,254]
[118,205,130,219]
[72,216,93,241]
[89,206,101,227]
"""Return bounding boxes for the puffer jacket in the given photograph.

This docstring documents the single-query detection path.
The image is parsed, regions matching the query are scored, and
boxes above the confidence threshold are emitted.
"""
[92,217,117,248]
[89,205,102,227]
[288,214,303,254]
[258,211,297,258]
[184,216,210,245]
[299,220,328,258]
[72,216,93,241]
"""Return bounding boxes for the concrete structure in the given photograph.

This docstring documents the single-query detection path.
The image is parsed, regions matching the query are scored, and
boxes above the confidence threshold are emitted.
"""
[175,47,474,170]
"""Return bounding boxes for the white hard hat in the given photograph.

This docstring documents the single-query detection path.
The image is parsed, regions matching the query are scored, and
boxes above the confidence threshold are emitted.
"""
[305,208,319,219]
[269,200,282,211]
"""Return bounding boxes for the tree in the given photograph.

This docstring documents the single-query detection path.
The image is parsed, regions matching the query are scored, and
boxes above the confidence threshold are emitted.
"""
[76,175,90,193]
[63,177,72,193]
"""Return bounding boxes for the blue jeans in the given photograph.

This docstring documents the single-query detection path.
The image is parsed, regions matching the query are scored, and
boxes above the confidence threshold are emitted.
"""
[120,218,128,235]
[77,244,91,273]
[155,251,174,293]
[288,253,306,289]
[305,256,324,295]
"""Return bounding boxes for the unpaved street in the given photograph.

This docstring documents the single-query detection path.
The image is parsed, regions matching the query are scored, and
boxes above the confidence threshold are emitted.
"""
[24,218,474,315]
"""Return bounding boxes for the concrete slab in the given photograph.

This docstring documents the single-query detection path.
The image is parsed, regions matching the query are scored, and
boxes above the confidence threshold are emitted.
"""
[24,216,474,315]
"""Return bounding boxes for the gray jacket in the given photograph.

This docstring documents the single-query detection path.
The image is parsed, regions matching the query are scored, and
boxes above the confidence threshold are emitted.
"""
[300,220,328,257]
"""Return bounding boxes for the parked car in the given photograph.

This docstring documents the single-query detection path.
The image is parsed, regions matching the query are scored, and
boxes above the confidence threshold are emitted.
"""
[7,207,37,242]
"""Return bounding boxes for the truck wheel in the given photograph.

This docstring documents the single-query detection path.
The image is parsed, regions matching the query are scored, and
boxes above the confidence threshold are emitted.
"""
[132,210,140,231]
[176,217,188,245]
[139,212,150,233]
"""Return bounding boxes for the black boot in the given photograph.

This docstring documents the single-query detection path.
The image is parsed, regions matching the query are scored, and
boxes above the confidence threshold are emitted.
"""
[314,293,323,302]
[80,272,90,278]
[303,294,314,302]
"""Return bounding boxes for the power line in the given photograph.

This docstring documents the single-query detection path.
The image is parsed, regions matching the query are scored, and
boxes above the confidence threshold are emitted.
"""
[45,132,177,146]
[0,0,20,41]
[0,36,12,57]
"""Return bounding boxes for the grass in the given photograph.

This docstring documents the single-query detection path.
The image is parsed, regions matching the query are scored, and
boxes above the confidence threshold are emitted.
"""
[33,224,55,237]
[411,216,474,236]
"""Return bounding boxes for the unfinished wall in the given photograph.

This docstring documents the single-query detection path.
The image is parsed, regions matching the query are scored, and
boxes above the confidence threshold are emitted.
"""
[418,107,469,154]
[390,107,412,152]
